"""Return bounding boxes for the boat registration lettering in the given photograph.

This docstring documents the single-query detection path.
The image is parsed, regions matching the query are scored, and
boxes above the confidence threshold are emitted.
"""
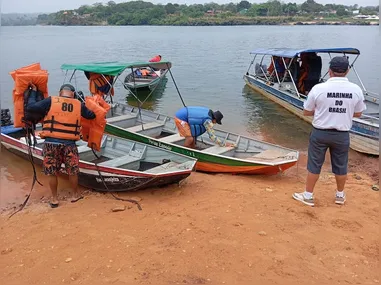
[96,177,120,183]
[148,139,172,151]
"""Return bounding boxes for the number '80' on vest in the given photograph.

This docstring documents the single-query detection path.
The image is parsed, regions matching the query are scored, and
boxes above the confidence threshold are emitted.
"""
[39,96,82,141]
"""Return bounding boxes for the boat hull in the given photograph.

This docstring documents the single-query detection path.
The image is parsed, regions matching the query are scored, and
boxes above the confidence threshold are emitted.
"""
[104,123,297,175]
[244,75,379,156]
[1,133,192,192]
[125,69,168,90]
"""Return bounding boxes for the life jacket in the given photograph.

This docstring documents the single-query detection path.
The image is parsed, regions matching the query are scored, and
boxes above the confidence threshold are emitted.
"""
[267,62,274,74]
[140,69,150,76]
[88,72,114,97]
[298,61,309,94]
[175,106,212,137]
[81,95,110,151]
[10,63,49,128]
[149,55,161,62]
[39,96,81,141]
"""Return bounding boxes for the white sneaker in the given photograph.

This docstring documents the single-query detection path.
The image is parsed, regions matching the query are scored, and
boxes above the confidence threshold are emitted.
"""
[335,194,346,205]
[292,192,314,206]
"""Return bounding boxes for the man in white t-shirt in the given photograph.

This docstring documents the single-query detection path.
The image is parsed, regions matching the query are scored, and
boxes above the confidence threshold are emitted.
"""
[292,56,367,207]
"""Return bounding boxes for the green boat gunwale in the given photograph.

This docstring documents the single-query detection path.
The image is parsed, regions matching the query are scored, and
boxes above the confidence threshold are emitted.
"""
[105,117,299,167]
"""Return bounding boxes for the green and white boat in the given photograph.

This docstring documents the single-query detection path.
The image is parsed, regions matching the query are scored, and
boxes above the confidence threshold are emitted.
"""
[60,61,300,175]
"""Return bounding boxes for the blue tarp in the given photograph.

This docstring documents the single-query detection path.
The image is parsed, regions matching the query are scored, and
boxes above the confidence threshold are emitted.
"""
[249,48,360,58]
[1,125,23,135]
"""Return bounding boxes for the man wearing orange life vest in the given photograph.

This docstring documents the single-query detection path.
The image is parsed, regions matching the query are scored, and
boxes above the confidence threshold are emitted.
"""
[26,84,96,208]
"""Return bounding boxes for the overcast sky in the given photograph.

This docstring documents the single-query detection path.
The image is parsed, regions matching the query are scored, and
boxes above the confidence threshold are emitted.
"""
[1,0,379,14]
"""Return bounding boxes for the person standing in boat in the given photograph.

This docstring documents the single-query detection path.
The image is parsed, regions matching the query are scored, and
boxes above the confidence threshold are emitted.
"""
[26,84,96,208]
[174,106,235,149]
[293,56,366,207]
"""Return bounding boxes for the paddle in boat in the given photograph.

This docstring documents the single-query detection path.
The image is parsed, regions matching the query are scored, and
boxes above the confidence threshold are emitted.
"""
[60,61,300,175]
[243,47,379,156]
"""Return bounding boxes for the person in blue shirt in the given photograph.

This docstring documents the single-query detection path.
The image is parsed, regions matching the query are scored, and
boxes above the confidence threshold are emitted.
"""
[26,83,96,208]
[174,106,235,149]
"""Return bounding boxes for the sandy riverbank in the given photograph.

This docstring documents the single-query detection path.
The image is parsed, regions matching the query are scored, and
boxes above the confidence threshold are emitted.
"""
[0,147,379,284]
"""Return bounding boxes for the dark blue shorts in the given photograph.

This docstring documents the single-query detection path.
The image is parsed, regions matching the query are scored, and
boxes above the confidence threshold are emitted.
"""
[307,127,350,175]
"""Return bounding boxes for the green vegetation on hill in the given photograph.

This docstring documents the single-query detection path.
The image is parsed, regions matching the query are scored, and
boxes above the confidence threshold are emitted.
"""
[2,0,380,26]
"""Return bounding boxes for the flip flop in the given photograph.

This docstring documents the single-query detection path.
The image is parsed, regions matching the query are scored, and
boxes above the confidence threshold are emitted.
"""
[49,202,59,208]
[71,196,84,203]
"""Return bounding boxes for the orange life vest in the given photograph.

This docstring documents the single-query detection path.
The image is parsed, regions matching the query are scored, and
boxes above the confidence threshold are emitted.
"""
[10,63,49,128]
[39,96,81,141]
[149,55,161,62]
[81,95,109,151]
[89,73,114,97]
[141,69,150,76]
[297,64,309,94]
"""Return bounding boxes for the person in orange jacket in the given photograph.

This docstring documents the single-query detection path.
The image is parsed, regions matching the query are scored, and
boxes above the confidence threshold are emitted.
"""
[26,84,96,208]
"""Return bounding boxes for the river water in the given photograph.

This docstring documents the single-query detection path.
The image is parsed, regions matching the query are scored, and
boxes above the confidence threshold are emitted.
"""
[0,25,379,208]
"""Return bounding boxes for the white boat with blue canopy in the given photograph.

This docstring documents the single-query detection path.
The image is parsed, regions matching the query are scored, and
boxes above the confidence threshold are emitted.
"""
[243,47,379,156]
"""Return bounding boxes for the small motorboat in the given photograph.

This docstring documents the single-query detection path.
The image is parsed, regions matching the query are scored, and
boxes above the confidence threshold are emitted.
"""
[1,128,196,192]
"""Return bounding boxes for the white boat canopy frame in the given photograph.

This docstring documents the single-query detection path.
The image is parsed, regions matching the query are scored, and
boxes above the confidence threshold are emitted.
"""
[247,47,378,102]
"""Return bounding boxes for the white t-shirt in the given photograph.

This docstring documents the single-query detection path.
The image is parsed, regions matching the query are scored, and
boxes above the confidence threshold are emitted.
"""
[303,77,367,131]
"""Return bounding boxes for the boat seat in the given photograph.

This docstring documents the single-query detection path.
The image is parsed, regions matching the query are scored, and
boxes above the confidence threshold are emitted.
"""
[125,122,164,133]
[98,154,140,168]
[145,161,179,174]
[20,137,45,145]
[77,145,93,153]
[106,114,137,123]
[158,133,184,143]
[201,145,235,155]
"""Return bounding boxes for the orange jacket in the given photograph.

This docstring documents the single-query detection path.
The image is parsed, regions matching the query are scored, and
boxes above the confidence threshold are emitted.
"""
[10,63,49,128]
[149,55,161,62]
[81,95,110,151]
[89,73,114,97]
[39,96,81,141]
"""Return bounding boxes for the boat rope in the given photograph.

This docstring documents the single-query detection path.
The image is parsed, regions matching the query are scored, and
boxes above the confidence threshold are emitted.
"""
[90,146,142,211]
[9,123,43,219]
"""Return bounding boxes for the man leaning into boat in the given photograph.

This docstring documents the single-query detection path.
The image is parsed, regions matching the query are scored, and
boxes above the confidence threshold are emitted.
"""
[26,83,96,208]
[174,106,235,149]
[292,56,366,207]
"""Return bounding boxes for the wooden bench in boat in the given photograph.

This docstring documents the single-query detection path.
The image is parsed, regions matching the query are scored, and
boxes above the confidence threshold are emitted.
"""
[201,145,236,155]
[158,133,184,143]
[125,122,164,133]
[98,154,141,168]
[106,114,137,123]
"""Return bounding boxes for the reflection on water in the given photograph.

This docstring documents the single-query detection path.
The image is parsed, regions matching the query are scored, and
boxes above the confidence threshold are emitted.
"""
[241,85,312,151]
[0,146,78,210]
[125,77,168,110]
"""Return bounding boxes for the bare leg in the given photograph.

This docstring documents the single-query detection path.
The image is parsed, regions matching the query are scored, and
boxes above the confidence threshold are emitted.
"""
[305,171,320,193]
[49,175,59,205]
[335,174,347,192]
[69,174,82,202]
[184,137,195,149]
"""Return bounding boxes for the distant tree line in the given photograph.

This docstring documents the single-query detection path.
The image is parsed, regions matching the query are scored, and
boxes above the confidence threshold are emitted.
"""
[1,13,39,26]
[2,0,379,26]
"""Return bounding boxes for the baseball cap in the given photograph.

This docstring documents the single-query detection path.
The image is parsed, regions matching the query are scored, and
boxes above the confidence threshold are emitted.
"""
[60,83,75,92]
[329,56,349,73]
[59,83,76,98]
[213,110,223,125]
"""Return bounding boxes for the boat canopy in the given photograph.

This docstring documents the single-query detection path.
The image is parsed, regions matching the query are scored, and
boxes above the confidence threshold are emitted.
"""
[249,48,360,58]
[61,61,172,76]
